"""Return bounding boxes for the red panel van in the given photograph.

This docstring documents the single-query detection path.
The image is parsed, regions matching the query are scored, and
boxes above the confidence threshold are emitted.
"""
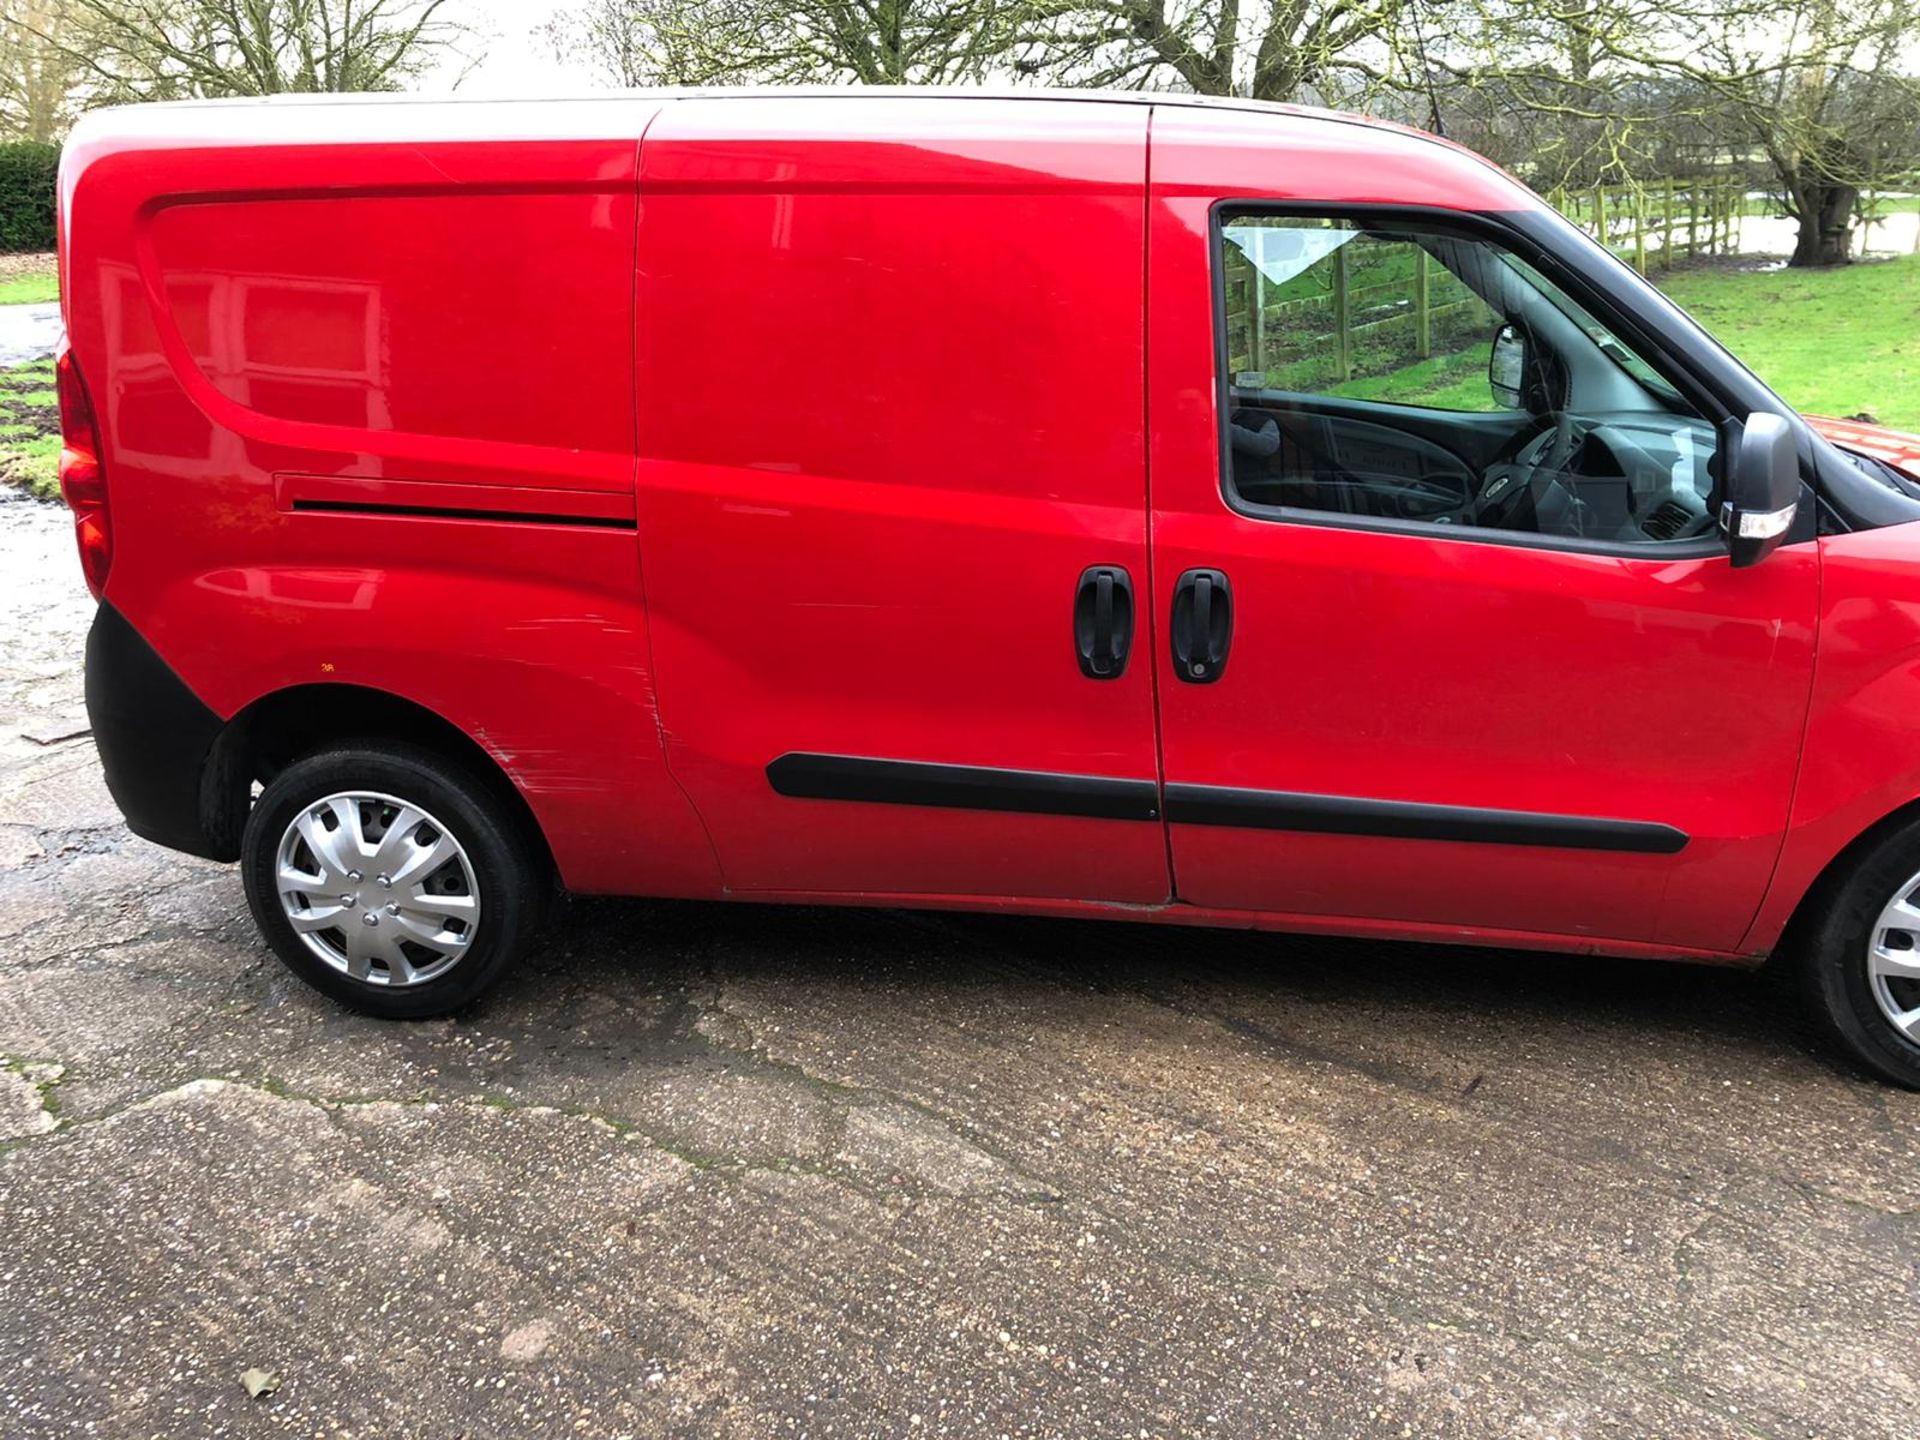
[54,91,1920,1086]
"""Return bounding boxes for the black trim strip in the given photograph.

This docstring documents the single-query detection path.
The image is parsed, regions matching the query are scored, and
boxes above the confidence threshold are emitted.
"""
[1163,783,1688,854]
[291,499,637,530]
[766,754,1686,854]
[766,753,1160,821]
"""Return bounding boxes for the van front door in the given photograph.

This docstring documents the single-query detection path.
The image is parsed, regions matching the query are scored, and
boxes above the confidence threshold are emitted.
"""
[631,96,1170,904]
[1145,122,1818,952]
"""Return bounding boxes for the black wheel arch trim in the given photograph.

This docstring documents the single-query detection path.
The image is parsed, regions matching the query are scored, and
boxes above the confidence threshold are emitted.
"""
[765,753,1686,854]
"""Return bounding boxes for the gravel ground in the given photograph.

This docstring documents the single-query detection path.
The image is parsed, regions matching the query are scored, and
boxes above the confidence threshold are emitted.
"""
[0,491,1916,1438]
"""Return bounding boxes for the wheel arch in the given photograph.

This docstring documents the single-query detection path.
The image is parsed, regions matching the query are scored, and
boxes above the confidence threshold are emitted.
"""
[203,682,557,887]
[1764,791,1920,961]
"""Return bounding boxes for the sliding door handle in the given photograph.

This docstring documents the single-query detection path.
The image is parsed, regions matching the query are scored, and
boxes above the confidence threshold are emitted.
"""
[1074,565,1134,679]
[1171,568,1232,683]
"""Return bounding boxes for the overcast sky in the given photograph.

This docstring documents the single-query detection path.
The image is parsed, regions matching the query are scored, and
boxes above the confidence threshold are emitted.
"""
[420,0,585,96]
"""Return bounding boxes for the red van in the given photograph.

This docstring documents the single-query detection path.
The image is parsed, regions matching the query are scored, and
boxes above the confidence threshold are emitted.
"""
[52,91,1920,1085]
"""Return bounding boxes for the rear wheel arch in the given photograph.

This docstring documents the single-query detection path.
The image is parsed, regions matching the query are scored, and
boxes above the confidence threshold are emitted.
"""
[204,683,557,890]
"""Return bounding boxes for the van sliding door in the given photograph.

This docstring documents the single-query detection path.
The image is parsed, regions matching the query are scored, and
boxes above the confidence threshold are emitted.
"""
[630,96,1171,905]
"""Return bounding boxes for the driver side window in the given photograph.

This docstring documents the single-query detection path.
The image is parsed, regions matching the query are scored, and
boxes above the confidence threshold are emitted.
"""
[1218,213,1721,549]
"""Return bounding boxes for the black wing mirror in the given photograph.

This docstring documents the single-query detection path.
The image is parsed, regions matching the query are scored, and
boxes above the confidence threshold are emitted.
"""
[1489,323,1527,409]
[1722,412,1799,568]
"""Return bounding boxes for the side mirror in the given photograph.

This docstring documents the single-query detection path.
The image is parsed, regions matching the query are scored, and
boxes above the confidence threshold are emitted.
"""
[1489,324,1526,409]
[1722,412,1800,568]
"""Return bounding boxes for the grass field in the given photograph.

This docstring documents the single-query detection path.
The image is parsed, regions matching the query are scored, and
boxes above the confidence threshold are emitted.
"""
[1658,254,1920,430]
[0,357,60,498]
[0,273,57,305]
[0,253,57,306]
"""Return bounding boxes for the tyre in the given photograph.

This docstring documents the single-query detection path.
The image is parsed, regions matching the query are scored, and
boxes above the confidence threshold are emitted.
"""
[241,742,545,1019]
[1795,815,1920,1088]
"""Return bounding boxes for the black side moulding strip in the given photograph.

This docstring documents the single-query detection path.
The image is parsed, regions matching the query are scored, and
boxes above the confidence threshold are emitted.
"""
[1163,783,1688,854]
[766,753,1161,822]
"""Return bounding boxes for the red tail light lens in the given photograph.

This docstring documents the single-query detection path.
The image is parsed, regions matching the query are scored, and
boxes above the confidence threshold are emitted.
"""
[56,347,111,599]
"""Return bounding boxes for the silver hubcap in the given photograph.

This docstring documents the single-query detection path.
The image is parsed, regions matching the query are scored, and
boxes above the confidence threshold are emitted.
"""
[275,791,480,987]
[1866,871,1920,1040]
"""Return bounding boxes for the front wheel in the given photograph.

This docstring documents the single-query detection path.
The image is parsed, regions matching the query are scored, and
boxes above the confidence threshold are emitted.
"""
[241,742,544,1019]
[1795,816,1920,1089]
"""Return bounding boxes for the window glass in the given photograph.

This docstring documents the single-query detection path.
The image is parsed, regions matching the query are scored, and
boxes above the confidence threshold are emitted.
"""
[1219,214,1720,547]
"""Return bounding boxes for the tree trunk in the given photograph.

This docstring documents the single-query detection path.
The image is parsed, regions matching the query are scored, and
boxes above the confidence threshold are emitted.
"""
[1790,182,1858,266]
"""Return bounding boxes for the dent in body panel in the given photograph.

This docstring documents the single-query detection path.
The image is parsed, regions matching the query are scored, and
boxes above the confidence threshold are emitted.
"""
[153,524,721,898]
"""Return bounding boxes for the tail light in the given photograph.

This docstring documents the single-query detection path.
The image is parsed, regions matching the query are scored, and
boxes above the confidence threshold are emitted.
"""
[56,346,111,599]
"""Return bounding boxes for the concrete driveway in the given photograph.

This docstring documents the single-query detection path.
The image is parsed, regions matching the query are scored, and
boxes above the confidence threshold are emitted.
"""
[0,490,1915,1438]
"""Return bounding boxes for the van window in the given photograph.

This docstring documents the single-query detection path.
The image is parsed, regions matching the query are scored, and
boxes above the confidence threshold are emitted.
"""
[1217,213,1722,549]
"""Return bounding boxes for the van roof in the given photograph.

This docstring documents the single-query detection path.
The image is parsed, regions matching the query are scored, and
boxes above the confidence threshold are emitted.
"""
[65,83,1459,155]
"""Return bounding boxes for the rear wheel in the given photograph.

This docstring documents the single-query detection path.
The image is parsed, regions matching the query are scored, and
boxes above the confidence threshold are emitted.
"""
[1796,817,1920,1088]
[242,743,543,1018]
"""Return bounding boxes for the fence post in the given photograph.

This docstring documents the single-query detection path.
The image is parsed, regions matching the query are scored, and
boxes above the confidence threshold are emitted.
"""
[1633,186,1648,275]
[1592,184,1607,247]
[1252,252,1266,376]
[1662,177,1675,266]
[1688,184,1699,257]
[1333,243,1351,381]
[1414,247,1430,359]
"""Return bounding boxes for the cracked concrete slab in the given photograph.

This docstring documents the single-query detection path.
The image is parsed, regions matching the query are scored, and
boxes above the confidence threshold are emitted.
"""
[1,494,1917,1437]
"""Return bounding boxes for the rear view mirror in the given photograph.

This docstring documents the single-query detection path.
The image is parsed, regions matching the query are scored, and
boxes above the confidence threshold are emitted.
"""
[1722,412,1800,568]
[1489,324,1526,409]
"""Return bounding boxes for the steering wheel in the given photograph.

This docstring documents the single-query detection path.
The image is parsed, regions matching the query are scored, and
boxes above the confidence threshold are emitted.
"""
[1468,417,1584,530]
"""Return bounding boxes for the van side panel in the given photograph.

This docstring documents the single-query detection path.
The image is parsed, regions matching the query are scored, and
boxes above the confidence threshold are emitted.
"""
[62,105,722,897]
[632,96,1172,902]
[1745,524,1920,952]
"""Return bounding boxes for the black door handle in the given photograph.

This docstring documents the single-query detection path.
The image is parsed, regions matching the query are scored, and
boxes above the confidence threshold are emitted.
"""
[1171,568,1232,683]
[1074,565,1134,679]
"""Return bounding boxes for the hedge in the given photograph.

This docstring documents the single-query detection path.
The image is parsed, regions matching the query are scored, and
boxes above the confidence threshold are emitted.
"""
[0,143,59,252]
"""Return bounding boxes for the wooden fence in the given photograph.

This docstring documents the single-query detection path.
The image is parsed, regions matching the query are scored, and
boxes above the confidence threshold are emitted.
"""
[1223,176,1745,385]
[1545,178,1745,274]
[1228,246,1486,383]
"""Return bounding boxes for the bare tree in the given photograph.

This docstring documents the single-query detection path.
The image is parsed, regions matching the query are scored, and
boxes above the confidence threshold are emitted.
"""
[1442,0,1920,264]
[546,0,1022,86]
[1680,0,1920,265]
[49,0,473,100]
[1011,0,1427,105]
[0,0,87,139]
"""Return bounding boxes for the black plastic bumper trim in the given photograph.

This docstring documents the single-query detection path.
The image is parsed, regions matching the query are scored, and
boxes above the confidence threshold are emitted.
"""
[1163,783,1688,854]
[766,753,1160,821]
[85,602,232,860]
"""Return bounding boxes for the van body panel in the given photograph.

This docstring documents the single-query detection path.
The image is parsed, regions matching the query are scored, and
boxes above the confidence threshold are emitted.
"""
[1143,107,1820,951]
[632,96,1172,900]
[57,90,1920,976]
[1744,522,1920,953]
[61,98,723,898]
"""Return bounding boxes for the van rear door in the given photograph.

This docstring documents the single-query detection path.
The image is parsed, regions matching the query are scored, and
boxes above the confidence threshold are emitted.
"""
[631,96,1170,904]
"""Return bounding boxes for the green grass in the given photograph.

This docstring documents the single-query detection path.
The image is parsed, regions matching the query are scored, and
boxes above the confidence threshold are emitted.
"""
[0,357,60,498]
[1657,254,1920,429]
[0,266,57,305]
[1326,339,1501,411]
